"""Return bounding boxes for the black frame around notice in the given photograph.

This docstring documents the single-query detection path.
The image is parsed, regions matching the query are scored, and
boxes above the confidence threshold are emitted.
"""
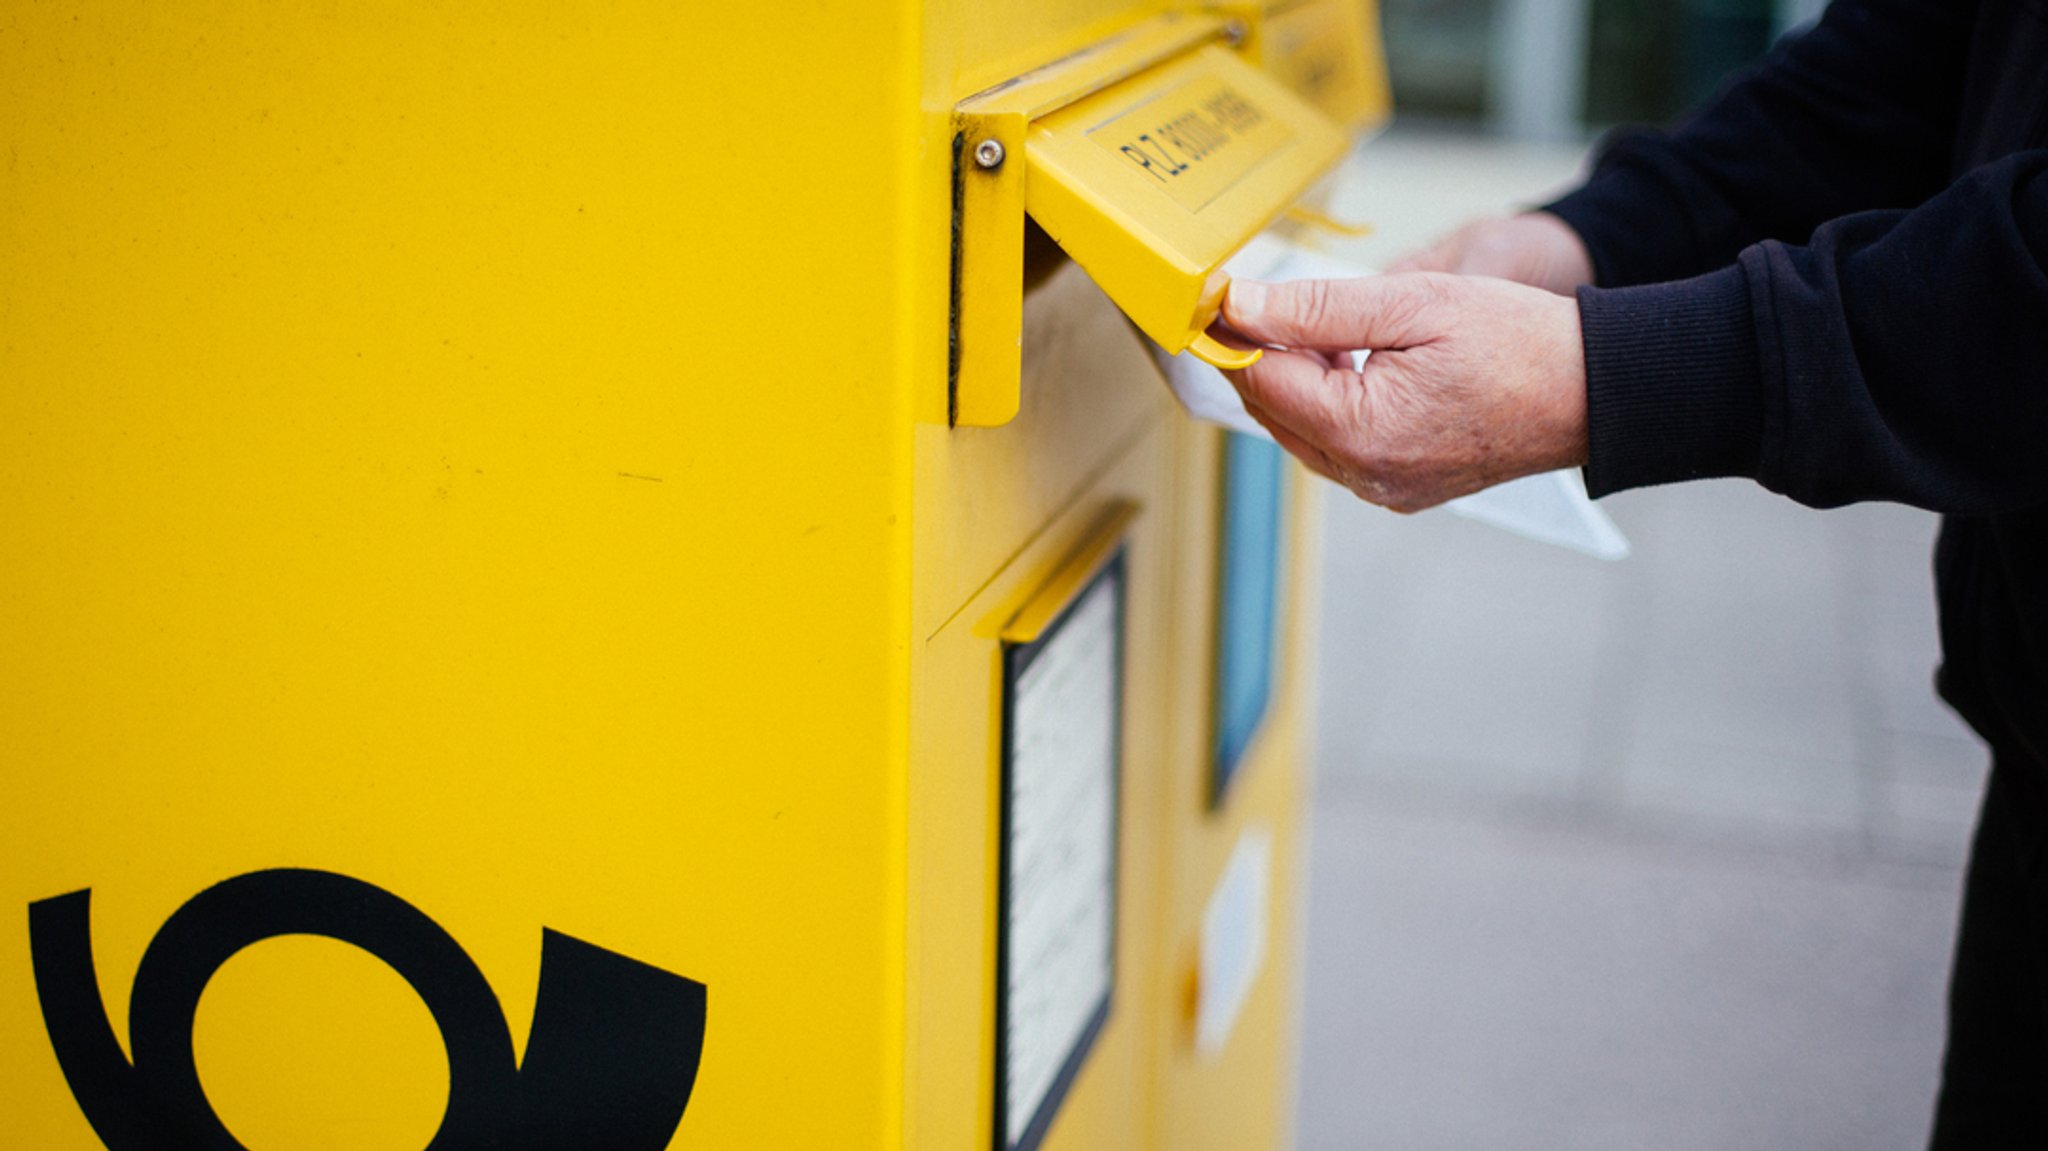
[993,549,1127,1151]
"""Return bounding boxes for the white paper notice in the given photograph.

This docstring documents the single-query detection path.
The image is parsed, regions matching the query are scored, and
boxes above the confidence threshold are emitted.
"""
[1447,468,1631,561]
[1003,572,1120,1149]
[1196,827,1271,1057]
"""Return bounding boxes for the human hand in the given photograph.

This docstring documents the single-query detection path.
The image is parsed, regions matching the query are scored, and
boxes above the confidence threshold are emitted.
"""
[1220,273,1587,512]
[1385,212,1594,296]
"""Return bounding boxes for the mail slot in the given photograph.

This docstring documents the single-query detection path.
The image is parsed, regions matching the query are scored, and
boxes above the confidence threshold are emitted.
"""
[0,2,1386,1148]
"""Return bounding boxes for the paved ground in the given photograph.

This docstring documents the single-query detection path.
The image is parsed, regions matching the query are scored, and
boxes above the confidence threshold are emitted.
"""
[1293,128,1989,1150]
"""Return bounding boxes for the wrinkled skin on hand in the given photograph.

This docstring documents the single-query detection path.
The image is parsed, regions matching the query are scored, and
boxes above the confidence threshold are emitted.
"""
[1219,272,1589,513]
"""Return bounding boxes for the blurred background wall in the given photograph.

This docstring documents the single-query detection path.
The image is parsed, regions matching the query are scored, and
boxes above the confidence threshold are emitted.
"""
[1384,0,1828,137]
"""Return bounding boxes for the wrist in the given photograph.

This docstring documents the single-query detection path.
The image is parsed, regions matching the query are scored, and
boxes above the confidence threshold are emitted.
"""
[1516,212,1596,295]
[1537,290,1592,471]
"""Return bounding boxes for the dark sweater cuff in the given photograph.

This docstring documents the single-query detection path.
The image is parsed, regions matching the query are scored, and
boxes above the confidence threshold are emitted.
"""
[1578,264,1765,497]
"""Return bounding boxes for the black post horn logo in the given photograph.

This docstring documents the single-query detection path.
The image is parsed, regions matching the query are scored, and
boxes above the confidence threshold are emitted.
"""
[28,868,708,1150]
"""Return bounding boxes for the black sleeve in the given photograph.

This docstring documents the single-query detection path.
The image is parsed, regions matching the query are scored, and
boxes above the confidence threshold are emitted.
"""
[1545,0,1976,288]
[1579,150,2048,514]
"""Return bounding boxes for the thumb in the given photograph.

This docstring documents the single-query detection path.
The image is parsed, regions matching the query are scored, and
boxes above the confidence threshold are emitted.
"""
[1223,274,1445,352]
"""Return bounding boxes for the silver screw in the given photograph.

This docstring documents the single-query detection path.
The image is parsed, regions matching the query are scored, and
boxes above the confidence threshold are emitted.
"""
[1223,20,1248,46]
[973,139,1006,170]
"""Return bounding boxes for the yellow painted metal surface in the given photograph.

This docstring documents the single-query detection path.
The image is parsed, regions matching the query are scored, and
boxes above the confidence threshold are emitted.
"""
[908,267,1178,1148]
[1154,434,1324,1151]
[3,4,918,1147]
[4,1,1376,1147]
[1232,0,1394,130]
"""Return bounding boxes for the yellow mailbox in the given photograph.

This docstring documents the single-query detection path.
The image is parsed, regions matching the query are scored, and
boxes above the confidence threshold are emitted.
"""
[1,2,1387,1148]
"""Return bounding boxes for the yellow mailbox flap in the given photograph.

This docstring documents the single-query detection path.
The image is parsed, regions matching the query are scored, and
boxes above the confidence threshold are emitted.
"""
[1023,43,1348,370]
[1256,0,1395,133]
[950,15,1357,426]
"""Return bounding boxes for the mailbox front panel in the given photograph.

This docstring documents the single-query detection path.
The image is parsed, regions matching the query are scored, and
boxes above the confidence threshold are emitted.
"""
[2,4,924,1147]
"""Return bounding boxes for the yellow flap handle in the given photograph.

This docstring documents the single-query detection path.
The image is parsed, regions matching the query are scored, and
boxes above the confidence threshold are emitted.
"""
[1187,332,1261,370]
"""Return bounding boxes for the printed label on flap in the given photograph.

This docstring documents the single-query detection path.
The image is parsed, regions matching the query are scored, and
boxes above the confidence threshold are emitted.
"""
[1086,76,1296,213]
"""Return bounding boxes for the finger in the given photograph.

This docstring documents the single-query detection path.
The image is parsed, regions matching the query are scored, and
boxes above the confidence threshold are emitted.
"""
[1226,347,1353,446]
[1224,274,1445,352]
[1242,399,1345,486]
[1299,348,1338,372]
[1209,315,1338,370]
[1384,254,1431,275]
[1385,242,1459,276]
[1385,221,1470,273]
[1201,318,1262,352]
